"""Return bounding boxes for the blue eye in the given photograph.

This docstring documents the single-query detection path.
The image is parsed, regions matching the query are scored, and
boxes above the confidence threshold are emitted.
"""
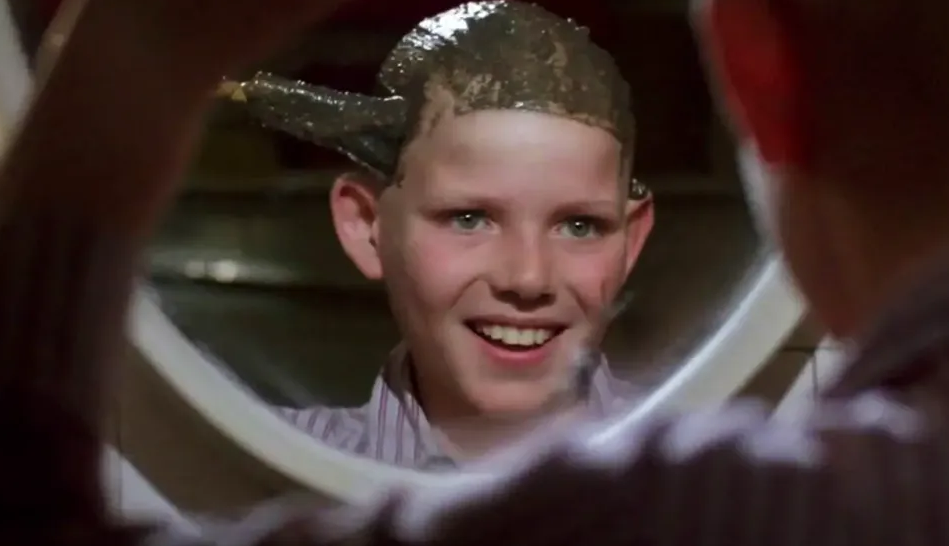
[450,211,490,231]
[558,218,599,239]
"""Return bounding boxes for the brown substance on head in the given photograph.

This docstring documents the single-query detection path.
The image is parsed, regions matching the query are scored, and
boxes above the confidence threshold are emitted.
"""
[233,1,634,181]
[417,74,459,139]
[383,1,632,156]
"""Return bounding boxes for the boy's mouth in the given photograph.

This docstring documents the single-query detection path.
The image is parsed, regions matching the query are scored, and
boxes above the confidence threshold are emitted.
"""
[466,321,564,351]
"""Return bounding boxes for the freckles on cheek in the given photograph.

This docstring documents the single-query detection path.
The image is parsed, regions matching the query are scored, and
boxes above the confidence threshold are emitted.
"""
[565,254,627,310]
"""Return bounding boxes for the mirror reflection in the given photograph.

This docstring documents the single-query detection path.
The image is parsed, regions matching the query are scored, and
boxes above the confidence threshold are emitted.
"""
[10,0,762,470]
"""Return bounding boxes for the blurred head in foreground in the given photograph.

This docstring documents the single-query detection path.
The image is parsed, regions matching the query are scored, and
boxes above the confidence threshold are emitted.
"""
[693,0,949,339]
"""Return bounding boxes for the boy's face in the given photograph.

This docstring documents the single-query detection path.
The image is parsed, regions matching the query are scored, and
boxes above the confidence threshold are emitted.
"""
[332,109,653,417]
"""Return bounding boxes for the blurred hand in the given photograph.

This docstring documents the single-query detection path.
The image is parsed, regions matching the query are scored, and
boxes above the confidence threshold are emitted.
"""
[8,0,356,239]
[72,0,352,89]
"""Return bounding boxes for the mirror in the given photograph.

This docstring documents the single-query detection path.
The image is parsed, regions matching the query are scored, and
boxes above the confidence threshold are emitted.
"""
[3,0,804,502]
[147,0,772,468]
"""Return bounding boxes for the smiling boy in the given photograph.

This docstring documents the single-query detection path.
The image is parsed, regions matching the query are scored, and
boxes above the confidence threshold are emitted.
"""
[227,0,654,468]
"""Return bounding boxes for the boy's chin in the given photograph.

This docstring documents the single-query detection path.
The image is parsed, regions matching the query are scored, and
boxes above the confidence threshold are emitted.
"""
[467,385,567,419]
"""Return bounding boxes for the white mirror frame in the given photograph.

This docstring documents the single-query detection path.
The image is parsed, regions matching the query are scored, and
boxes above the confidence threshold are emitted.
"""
[132,260,804,502]
[0,0,28,149]
[103,446,195,529]
[773,337,849,421]
[0,1,807,504]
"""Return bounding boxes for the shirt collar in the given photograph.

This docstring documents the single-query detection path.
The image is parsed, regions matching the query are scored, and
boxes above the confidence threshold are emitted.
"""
[365,343,623,469]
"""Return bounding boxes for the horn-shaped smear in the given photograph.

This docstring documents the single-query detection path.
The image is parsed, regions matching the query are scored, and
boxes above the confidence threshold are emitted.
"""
[217,72,408,179]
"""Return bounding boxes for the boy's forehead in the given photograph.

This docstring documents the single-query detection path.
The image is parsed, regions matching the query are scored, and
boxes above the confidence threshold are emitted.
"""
[392,111,626,205]
[404,110,624,175]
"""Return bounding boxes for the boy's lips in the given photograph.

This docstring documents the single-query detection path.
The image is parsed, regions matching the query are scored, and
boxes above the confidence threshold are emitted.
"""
[464,319,566,368]
[464,318,566,348]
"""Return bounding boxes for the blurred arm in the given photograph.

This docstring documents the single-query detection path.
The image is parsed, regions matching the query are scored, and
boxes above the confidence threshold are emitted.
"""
[364,399,930,546]
[179,398,934,546]
[0,0,212,536]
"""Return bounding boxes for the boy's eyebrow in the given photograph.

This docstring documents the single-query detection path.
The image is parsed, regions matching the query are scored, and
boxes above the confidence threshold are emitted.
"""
[420,188,622,211]
[419,191,508,208]
[552,199,623,216]
[423,193,619,208]
[416,179,508,202]
[562,199,620,210]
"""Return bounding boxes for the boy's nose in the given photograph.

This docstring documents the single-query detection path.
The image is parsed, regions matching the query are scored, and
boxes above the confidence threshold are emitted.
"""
[490,235,554,304]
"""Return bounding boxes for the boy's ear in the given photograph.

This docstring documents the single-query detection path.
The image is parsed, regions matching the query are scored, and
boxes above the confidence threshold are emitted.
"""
[623,195,654,277]
[329,172,383,280]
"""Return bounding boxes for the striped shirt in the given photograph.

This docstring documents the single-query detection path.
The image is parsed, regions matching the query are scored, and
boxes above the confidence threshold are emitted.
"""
[148,248,949,546]
[277,345,631,469]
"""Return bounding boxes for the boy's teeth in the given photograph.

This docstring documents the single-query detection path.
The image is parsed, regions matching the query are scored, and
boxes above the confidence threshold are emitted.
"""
[478,324,554,347]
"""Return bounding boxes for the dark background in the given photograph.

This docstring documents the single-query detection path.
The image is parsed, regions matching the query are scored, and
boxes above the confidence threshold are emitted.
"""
[13,0,713,180]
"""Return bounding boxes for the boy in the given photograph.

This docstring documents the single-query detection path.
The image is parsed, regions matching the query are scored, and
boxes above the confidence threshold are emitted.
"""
[224,1,654,468]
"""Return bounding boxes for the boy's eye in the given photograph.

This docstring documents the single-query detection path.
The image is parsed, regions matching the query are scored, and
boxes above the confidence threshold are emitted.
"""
[450,210,491,231]
[557,217,600,239]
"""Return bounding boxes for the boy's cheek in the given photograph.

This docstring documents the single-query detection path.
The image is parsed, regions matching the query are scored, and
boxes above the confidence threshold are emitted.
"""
[407,241,485,284]
[563,257,628,308]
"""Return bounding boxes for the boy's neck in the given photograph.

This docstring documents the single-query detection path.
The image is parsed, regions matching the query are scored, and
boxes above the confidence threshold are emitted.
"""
[430,404,588,462]
[406,354,589,461]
